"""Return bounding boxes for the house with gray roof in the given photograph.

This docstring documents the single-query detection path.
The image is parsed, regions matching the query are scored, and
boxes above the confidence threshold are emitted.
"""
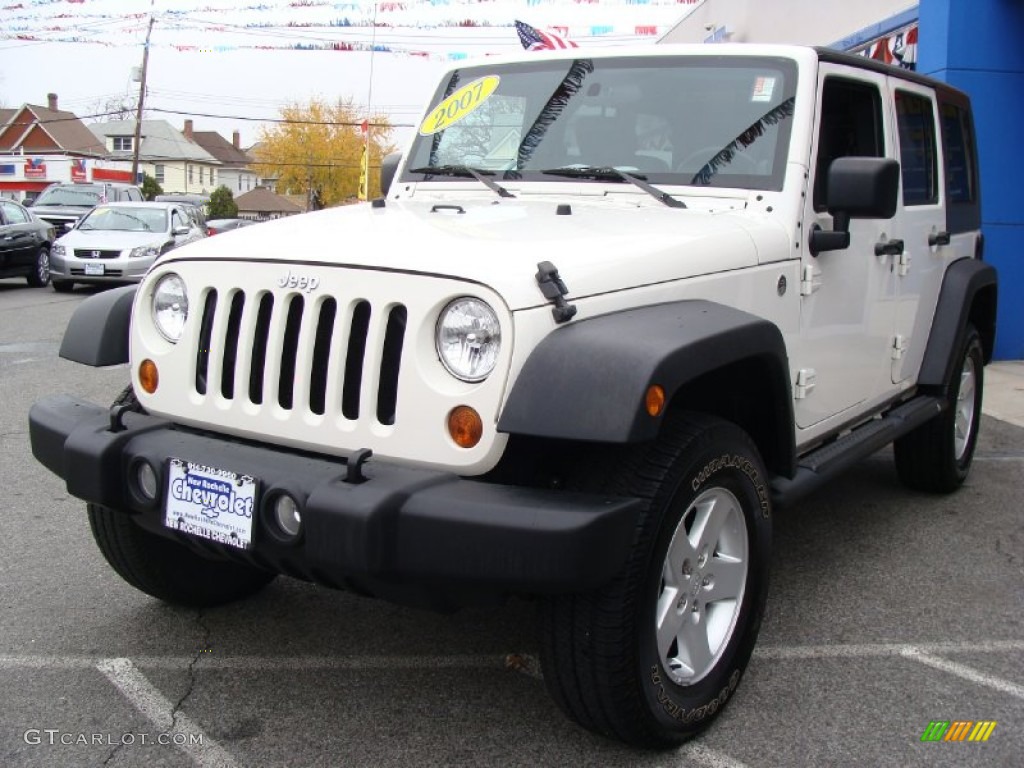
[89,119,220,195]
[191,129,259,197]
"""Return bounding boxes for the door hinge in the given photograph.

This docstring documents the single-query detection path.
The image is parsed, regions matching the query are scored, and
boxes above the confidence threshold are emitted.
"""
[800,264,822,296]
[794,368,817,399]
[891,335,908,360]
[896,251,911,277]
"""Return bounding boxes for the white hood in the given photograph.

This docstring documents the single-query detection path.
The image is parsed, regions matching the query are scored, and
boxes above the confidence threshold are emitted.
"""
[160,196,784,310]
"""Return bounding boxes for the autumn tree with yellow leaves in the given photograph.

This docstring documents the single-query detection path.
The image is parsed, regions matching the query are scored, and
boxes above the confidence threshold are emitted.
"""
[253,98,394,207]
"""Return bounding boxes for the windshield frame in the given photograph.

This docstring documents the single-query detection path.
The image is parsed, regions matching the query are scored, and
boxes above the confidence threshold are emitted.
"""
[400,54,800,192]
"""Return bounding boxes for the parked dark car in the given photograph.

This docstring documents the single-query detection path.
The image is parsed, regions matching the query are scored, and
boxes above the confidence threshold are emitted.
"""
[206,218,255,236]
[28,182,144,235]
[0,198,56,287]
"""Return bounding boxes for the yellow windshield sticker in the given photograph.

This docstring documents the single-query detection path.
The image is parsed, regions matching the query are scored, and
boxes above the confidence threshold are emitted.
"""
[419,76,500,136]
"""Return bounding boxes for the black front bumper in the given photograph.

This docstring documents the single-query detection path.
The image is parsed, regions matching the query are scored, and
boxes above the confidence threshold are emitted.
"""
[30,395,641,599]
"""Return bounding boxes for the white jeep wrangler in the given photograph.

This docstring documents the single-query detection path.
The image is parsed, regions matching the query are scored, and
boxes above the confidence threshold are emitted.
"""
[30,44,997,747]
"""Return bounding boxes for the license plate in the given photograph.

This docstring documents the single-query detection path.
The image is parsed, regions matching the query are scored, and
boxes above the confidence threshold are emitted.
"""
[84,262,104,276]
[164,459,257,550]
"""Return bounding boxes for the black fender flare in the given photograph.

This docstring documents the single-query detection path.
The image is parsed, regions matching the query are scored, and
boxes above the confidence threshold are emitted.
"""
[59,285,137,366]
[918,258,997,389]
[498,300,794,472]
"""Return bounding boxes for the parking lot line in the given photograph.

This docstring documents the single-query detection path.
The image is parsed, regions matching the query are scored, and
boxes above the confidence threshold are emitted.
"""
[678,742,753,768]
[755,639,1024,659]
[96,657,239,768]
[898,647,1024,701]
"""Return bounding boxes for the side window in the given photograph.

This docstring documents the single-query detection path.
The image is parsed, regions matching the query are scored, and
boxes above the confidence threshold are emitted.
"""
[172,210,186,230]
[128,188,142,201]
[814,78,885,210]
[1,201,28,223]
[940,102,976,204]
[895,90,938,206]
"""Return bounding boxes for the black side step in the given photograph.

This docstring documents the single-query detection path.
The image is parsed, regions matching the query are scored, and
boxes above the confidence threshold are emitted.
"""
[771,395,946,509]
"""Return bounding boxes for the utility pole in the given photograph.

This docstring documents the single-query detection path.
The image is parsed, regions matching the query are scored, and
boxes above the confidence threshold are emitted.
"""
[131,10,155,183]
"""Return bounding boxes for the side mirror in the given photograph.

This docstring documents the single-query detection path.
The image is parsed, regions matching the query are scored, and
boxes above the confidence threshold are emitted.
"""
[810,157,900,256]
[173,226,191,236]
[380,152,402,197]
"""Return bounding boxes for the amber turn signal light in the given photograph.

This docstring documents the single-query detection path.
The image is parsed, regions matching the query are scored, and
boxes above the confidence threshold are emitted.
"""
[645,384,665,417]
[139,359,159,394]
[447,406,483,449]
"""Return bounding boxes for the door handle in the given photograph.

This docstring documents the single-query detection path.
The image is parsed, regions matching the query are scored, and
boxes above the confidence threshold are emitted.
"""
[928,231,951,247]
[874,238,904,257]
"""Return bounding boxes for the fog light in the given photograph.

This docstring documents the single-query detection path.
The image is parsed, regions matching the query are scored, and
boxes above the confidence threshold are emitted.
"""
[447,405,483,449]
[139,359,159,394]
[136,462,158,500]
[274,495,302,538]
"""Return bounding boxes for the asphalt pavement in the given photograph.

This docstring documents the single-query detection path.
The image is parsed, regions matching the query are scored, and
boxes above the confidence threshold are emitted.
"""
[0,281,1021,768]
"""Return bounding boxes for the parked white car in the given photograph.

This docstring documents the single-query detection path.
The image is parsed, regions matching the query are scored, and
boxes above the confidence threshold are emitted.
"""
[48,201,205,292]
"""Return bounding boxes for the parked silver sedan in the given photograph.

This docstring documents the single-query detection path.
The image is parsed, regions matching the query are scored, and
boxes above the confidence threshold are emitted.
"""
[49,201,205,292]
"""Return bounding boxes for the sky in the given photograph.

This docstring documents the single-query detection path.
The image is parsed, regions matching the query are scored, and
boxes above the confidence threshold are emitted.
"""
[0,0,700,151]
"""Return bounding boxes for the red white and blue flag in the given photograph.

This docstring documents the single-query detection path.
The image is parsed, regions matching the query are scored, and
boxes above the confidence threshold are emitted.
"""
[515,20,578,51]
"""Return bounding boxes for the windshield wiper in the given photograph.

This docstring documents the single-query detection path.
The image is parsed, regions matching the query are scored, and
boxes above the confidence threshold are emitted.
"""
[110,210,153,231]
[541,166,686,209]
[409,165,515,199]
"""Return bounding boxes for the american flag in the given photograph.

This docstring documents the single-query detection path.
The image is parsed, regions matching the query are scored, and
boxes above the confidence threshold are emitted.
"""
[515,20,578,51]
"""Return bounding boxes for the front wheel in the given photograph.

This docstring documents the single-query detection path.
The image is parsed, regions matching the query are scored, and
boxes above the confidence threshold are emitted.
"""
[88,504,276,607]
[86,386,276,607]
[894,324,984,493]
[26,246,50,287]
[540,414,772,746]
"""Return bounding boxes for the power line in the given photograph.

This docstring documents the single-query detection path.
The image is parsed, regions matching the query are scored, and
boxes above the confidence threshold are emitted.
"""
[147,107,412,128]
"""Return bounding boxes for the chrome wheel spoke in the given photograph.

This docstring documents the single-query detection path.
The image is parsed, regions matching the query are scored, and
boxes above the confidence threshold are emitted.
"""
[656,593,687,661]
[691,496,729,557]
[674,611,713,678]
[704,557,745,603]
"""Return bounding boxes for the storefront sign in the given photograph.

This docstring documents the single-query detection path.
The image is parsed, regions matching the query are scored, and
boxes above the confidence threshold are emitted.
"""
[24,158,47,178]
[71,158,87,182]
[0,164,16,176]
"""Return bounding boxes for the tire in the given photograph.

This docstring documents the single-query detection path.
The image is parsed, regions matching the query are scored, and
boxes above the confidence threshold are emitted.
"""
[86,386,276,607]
[52,280,74,293]
[894,324,984,493]
[539,413,772,747]
[26,246,51,287]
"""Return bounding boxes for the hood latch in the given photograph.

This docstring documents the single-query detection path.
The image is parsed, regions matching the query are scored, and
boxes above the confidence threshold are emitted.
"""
[535,261,577,324]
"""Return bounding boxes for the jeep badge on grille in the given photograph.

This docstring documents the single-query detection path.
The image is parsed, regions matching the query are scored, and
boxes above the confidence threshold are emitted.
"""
[277,269,320,293]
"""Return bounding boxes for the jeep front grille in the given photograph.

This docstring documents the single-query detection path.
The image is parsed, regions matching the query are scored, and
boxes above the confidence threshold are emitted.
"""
[193,288,407,426]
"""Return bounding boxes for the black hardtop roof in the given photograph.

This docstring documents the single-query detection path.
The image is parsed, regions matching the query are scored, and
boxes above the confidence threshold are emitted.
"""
[814,47,971,104]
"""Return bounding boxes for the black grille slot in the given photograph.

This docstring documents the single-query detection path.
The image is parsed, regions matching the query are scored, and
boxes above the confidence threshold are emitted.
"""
[195,290,218,394]
[309,299,337,415]
[277,295,304,409]
[376,305,407,425]
[249,293,274,405]
[220,291,245,399]
[342,301,371,420]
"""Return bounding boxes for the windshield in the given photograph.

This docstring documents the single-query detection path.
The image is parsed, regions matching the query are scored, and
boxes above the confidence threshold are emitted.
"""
[78,206,168,232]
[402,55,798,191]
[34,185,105,207]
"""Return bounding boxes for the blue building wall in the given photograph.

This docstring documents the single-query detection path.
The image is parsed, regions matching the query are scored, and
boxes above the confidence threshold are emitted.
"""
[919,0,1024,360]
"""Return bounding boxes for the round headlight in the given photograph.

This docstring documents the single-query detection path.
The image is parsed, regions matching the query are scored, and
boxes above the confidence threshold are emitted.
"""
[152,273,189,343]
[436,298,501,382]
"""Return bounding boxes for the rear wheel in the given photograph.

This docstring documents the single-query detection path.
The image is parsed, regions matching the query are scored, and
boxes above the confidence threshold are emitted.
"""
[894,325,984,492]
[540,413,772,746]
[26,246,50,287]
[86,387,276,607]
